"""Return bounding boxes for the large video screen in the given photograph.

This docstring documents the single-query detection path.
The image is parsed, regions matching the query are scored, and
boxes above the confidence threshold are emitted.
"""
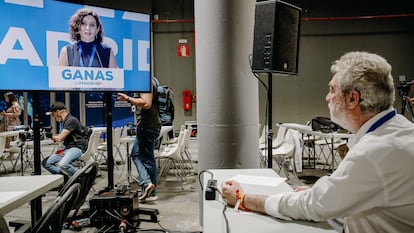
[0,0,151,92]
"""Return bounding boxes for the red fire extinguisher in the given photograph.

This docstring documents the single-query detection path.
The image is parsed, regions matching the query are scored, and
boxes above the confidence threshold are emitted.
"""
[183,89,192,111]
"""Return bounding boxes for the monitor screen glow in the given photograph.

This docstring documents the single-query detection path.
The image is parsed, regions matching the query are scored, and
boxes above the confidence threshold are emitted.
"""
[0,0,151,92]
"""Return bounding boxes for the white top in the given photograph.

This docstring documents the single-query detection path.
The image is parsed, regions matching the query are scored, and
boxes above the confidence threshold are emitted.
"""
[203,169,336,233]
[265,108,414,233]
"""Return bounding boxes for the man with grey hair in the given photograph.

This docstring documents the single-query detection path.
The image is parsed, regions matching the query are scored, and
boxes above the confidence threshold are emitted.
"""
[221,51,414,232]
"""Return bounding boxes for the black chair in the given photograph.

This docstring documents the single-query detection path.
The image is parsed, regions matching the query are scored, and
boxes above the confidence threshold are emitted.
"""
[58,161,98,225]
[30,183,81,233]
[0,214,10,233]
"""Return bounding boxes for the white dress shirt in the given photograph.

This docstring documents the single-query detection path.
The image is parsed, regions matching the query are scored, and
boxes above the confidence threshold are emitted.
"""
[264,108,414,233]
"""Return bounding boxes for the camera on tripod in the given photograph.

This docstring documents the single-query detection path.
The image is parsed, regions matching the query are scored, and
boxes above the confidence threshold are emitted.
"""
[18,128,33,142]
[397,80,414,97]
[397,77,414,117]
[17,128,32,147]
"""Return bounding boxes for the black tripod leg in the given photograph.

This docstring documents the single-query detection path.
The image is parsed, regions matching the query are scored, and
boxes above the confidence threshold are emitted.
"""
[401,99,406,115]
[401,98,414,121]
[409,103,414,121]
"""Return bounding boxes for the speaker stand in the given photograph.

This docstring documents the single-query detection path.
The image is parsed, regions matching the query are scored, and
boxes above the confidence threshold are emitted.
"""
[266,72,273,168]
[104,92,114,190]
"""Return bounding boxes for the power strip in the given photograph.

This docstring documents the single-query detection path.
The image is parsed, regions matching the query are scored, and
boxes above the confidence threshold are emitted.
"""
[205,179,217,200]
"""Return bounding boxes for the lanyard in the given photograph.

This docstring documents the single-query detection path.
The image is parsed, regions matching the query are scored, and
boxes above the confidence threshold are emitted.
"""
[78,43,97,67]
[366,108,396,133]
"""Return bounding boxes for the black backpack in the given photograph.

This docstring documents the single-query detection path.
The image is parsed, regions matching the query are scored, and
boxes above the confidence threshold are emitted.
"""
[153,77,175,125]
[75,125,93,152]
[311,116,344,133]
[81,125,93,140]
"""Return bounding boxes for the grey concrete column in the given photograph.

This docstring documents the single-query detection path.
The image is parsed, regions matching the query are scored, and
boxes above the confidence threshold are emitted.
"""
[195,0,260,172]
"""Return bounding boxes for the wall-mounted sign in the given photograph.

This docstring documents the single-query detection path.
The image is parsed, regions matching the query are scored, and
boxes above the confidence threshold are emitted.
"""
[178,44,190,57]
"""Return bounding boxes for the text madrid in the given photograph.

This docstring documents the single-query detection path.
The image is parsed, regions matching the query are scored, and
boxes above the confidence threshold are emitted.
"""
[0,27,150,71]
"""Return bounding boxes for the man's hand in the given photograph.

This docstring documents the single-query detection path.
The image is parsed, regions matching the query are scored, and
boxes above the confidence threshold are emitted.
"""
[117,93,129,102]
[221,180,243,206]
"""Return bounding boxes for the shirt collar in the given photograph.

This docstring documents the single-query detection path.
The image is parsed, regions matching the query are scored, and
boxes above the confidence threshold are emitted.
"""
[347,107,394,149]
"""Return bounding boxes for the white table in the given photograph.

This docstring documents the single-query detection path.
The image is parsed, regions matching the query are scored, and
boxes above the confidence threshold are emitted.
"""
[0,130,23,137]
[279,123,353,171]
[279,123,312,132]
[0,175,64,226]
[202,169,336,233]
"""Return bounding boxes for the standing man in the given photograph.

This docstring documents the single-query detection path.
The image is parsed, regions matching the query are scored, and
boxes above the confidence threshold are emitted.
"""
[118,79,161,202]
[42,102,87,177]
[221,51,414,232]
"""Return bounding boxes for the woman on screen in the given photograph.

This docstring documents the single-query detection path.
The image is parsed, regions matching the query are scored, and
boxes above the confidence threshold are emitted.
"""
[59,8,117,68]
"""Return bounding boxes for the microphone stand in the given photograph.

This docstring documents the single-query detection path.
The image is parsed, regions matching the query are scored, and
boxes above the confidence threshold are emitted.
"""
[105,92,114,190]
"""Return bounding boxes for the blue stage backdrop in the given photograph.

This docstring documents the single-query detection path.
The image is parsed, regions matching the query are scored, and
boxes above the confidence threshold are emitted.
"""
[0,0,151,92]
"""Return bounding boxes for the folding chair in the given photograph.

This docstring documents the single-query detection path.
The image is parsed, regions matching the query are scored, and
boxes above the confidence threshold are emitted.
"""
[76,130,102,168]
[260,128,299,181]
[156,129,187,189]
[96,127,124,168]
[0,214,10,233]
[259,126,288,167]
[59,161,98,227]
[29,183,81,233]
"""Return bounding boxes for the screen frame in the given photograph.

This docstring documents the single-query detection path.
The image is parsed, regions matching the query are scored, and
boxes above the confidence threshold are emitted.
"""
[0,0,152,92]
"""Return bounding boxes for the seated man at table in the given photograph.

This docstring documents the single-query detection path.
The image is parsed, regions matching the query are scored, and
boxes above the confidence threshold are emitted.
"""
[221,51,414,233]
[42,102,87,177]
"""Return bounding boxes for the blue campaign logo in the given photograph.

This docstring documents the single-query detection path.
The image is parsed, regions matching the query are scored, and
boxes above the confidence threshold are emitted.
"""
[62,69,114,81]
[0,0,151,91]
[48,66,124,89]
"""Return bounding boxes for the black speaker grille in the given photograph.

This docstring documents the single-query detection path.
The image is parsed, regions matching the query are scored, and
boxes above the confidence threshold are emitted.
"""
[252,0,301,74]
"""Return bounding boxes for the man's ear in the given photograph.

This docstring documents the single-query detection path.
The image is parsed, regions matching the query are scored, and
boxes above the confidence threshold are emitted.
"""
[348,90,360,107]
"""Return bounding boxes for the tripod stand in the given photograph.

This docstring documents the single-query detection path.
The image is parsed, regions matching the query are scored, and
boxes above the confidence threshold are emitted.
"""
[400,96,414,120]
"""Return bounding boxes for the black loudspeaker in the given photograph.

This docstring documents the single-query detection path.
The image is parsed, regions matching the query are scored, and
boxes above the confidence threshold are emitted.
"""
[252,0,301,74]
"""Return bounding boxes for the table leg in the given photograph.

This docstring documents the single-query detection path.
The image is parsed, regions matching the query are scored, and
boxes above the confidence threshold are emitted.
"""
[31,197,42,227]
[330,137,334,173]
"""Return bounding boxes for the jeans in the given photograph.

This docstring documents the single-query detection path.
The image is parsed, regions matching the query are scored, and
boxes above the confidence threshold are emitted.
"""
[42,147,82,176]
[130,126,160,187]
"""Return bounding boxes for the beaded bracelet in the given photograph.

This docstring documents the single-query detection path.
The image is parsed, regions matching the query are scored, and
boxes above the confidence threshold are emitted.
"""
[235,189,249,211]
